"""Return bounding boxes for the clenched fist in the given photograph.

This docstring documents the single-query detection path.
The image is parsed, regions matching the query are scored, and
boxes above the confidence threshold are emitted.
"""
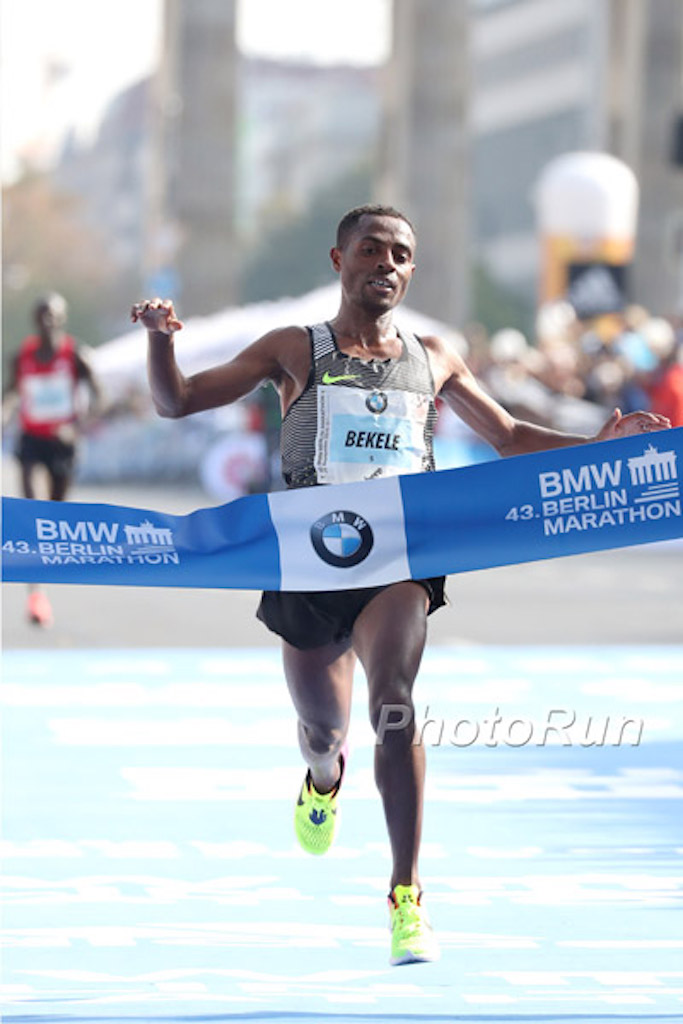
[130,298,184,335]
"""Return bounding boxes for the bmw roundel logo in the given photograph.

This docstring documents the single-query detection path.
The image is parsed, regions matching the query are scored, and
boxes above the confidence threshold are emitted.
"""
[310,510,375,568]
[366,391,388,414]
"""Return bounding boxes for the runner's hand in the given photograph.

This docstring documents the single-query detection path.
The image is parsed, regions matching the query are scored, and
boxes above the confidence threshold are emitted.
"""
[130,298,184,335]
[595,407,671,441]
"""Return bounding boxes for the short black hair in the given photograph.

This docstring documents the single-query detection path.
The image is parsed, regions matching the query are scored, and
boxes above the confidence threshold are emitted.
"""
[33,292,67,318]
[336,204,415,249]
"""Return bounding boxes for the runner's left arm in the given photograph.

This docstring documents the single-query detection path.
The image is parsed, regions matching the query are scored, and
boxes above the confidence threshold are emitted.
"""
[75,348,104,420]
[428,336,671,456]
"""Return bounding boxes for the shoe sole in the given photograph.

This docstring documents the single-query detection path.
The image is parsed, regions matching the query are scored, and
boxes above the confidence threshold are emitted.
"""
[27,613,53,627]
[390,949,440,966]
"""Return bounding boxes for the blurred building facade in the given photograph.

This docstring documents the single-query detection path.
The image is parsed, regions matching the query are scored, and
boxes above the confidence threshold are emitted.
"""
[383,0,683,324]
[51,57,380,329]
[44,0,683,335]
[148,0,239,316]
[378,0,471,327]
[237,59,381,237]
[54,82,151,276]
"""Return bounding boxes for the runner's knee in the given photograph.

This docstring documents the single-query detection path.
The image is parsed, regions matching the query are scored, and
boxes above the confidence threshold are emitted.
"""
[369,676,416,740]
[299,720,346,759]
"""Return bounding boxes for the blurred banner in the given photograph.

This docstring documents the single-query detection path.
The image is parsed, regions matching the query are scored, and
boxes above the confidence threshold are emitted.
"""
[535,152,639,318]
[3,430,682,591]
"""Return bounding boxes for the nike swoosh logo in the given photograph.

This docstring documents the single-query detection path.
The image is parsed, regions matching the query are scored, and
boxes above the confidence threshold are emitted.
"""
[321,371,359,384]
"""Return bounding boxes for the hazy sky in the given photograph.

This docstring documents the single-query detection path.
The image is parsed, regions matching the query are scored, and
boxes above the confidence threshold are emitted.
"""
[1,0,391,183]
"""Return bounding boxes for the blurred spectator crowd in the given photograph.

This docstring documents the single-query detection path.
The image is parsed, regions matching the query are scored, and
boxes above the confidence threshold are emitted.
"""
[455,302,683,438]
[5,301,681,500]
[79,300,680,495]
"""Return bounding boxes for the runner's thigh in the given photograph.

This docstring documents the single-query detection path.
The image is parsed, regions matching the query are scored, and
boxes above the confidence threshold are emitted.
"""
[282,640,356,735]
[351,582,429,718]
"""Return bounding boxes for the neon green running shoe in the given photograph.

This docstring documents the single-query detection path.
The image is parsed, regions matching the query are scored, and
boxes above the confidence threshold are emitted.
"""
[388,884,440,966]
[294,753,344,855]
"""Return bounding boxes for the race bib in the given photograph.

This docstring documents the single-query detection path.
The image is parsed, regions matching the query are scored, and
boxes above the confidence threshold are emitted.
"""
[22,372,75,423]
[314,386,430,484]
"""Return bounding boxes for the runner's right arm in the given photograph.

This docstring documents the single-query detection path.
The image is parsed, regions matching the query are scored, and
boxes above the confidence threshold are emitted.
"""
[132,298,299,418]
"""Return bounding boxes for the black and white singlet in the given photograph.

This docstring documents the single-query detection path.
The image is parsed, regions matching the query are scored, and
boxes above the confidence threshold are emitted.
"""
[280,321,438,489]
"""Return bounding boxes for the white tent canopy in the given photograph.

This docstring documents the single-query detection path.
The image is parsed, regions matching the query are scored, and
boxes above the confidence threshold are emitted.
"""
[91,283,467,402]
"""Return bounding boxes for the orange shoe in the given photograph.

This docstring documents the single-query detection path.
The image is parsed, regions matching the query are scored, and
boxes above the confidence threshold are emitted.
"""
[27,591,53,627]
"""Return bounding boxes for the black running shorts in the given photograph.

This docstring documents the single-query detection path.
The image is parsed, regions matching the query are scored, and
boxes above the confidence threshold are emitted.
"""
[256,577,447,650]
[16,432,77,480]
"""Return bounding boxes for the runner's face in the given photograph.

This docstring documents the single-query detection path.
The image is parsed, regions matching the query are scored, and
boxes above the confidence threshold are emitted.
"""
[36,298,67,332]
[332,215,416,313]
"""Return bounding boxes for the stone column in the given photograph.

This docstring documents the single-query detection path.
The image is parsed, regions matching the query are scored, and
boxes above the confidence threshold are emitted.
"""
[630,0,683,313]
[378,0,471,325]
[148,0,238,315]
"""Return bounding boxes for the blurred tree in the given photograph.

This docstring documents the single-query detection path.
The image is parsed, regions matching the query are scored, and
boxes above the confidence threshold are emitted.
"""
[471,263,534,339]
[239,163,375,304]
[2,172,136,370]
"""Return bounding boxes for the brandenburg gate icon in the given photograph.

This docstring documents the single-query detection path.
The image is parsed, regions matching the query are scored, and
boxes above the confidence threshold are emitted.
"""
[124,520,174,547]
[628,445,678,486]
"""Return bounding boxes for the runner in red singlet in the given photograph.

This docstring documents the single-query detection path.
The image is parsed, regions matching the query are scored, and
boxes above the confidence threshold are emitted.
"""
[4,293,101,626]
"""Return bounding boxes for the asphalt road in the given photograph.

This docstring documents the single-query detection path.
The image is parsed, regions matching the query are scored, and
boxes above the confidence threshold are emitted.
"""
[3,469,682,650]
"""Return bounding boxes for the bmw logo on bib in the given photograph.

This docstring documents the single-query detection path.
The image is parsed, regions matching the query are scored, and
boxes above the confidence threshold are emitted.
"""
[310,510,375,568]
[366,391,388,414]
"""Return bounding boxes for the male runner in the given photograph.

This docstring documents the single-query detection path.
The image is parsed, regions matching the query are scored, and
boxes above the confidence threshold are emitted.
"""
[4,293,101,626]
[132,204,669,965]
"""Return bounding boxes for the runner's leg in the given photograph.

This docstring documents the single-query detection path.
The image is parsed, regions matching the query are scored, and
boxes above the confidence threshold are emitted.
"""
[282,640,356,793]
[19,461,37,500]
[49,470,71,502]
[352,582,429,889]
[18,457,50,619]
[48,441,76,502]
